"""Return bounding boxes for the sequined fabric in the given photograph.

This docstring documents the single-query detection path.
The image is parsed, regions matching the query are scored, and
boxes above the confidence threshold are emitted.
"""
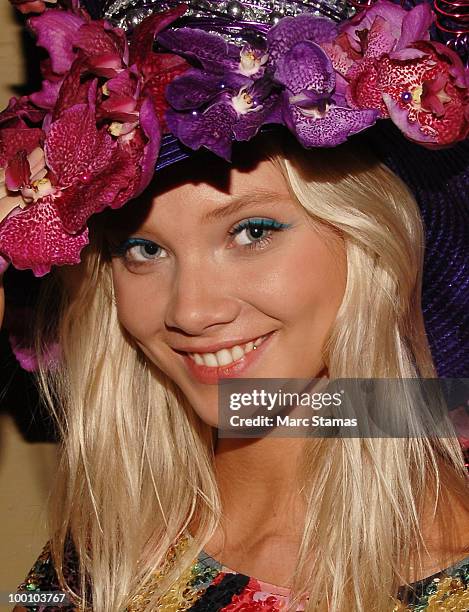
[15,534,87,611]
[16,531,469,611]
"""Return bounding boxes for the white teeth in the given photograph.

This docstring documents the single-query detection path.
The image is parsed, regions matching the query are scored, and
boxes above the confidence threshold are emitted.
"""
[216,349,234,366]
[188,334,270,368]
[193,353,204,366]
[202,353,218,367]
[231,345,245,361]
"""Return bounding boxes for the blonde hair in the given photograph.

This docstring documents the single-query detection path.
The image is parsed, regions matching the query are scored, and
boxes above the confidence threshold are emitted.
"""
[34,135,469,611]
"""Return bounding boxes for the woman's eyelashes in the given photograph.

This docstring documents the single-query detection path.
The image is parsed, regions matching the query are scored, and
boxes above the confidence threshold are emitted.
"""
[112,238,168,265]
[113,217,292,265]
[228,217,292,250]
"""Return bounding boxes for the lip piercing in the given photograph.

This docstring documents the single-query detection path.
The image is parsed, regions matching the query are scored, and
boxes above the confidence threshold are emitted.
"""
[253,343,257,350]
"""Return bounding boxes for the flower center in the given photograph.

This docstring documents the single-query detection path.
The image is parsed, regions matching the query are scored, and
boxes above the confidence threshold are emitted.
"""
[237,47,268,77]
[21,177,55,203]
[411,85,423,106]
[297,100,331,119]
[231,87,263,115]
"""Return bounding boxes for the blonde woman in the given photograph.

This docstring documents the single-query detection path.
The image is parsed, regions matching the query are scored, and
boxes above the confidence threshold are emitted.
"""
[2,0,469,610]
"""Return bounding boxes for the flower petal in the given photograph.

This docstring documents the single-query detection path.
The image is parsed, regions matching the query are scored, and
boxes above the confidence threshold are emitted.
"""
[134,96,161,196]
[53,58,94,119]
[233,92,283,141]
[382,93,435,145]
[27,9,86,74]
[267,14,338,66]
[0,96,46,125]
[287,104,378,147]
[55,146,136,233]
[9,332,61,372]
[5,150,30,191]
[274,41,334,96]
[157,28,240,74]
[45,103,114,186]
[29,78,63,110]
[0,196,89,276]
[3,302,61,372]
[166,102,237,161]
[363,16,397,60]
[165,69,239,111]
[129,4,187,68]
[140,53,189,127]
[73,21,124,73]
[394,3,433,53]
[342,0,407,46]
[0,126,43,166]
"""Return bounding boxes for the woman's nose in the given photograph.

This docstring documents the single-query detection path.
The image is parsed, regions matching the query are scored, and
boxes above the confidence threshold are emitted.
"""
[164,260,241,335]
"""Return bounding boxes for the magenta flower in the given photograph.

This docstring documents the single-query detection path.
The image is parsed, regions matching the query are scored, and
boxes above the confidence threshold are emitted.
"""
[323,0,469,146]
[0,5,191,276]
[347,40,469,146]
[0,102,119,275]
[6,305,61,372]
[323,0,433,74]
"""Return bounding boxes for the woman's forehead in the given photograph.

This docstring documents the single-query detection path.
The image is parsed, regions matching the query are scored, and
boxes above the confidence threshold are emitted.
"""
[152,156,288,207]
[102,153,291,237]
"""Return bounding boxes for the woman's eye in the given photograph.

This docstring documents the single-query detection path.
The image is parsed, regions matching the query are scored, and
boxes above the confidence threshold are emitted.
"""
[113,238,167,264]
[229,218,291,248]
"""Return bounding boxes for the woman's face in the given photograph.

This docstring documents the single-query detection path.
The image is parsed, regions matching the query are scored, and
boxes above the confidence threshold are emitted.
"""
[110,155,347,427]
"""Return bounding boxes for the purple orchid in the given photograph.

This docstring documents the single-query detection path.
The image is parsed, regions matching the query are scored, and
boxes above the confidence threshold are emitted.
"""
[159,28,283,160]
[268,17,379,147]
[166,72,282,160]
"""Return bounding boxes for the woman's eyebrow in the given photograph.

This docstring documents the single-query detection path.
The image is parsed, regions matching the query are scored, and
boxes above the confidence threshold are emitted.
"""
[201,190,283,222]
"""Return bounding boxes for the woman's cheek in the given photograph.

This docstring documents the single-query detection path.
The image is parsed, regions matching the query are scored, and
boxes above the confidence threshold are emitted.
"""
[112,272,165,343]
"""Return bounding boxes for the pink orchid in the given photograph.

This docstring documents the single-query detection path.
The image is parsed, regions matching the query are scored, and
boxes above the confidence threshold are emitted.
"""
[129,8,189,129]
[0,5,191,276]
[322,0,468,147]
[323,0,434,74]
[0,95,157,276]
[347,41,469,146]
[3,304,61,372]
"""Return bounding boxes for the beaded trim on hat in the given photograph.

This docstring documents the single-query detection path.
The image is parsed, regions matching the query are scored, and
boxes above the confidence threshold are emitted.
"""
[102,0,355,31]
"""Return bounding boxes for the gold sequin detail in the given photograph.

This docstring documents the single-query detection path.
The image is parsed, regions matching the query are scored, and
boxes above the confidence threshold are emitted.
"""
[392,574,469,611]
[126,534,205,612]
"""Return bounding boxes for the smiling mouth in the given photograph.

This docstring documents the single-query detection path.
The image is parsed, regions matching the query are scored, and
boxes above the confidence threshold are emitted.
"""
[186,334,270,368]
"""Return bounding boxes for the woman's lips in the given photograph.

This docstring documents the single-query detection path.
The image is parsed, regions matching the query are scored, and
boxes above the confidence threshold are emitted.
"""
[179,331,276,384]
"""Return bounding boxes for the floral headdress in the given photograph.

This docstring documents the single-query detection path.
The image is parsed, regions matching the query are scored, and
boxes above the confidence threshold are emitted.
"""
[0,0,467,277]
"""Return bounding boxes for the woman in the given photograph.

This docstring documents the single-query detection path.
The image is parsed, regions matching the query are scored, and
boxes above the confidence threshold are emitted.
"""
[3,133,468,611]
[1,0,469,610]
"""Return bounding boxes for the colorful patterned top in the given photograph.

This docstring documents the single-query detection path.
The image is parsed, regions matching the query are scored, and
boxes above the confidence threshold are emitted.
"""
[15,530,469,611]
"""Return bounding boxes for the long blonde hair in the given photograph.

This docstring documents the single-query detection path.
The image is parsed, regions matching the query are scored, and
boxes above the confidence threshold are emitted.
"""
[34,135,469,611]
